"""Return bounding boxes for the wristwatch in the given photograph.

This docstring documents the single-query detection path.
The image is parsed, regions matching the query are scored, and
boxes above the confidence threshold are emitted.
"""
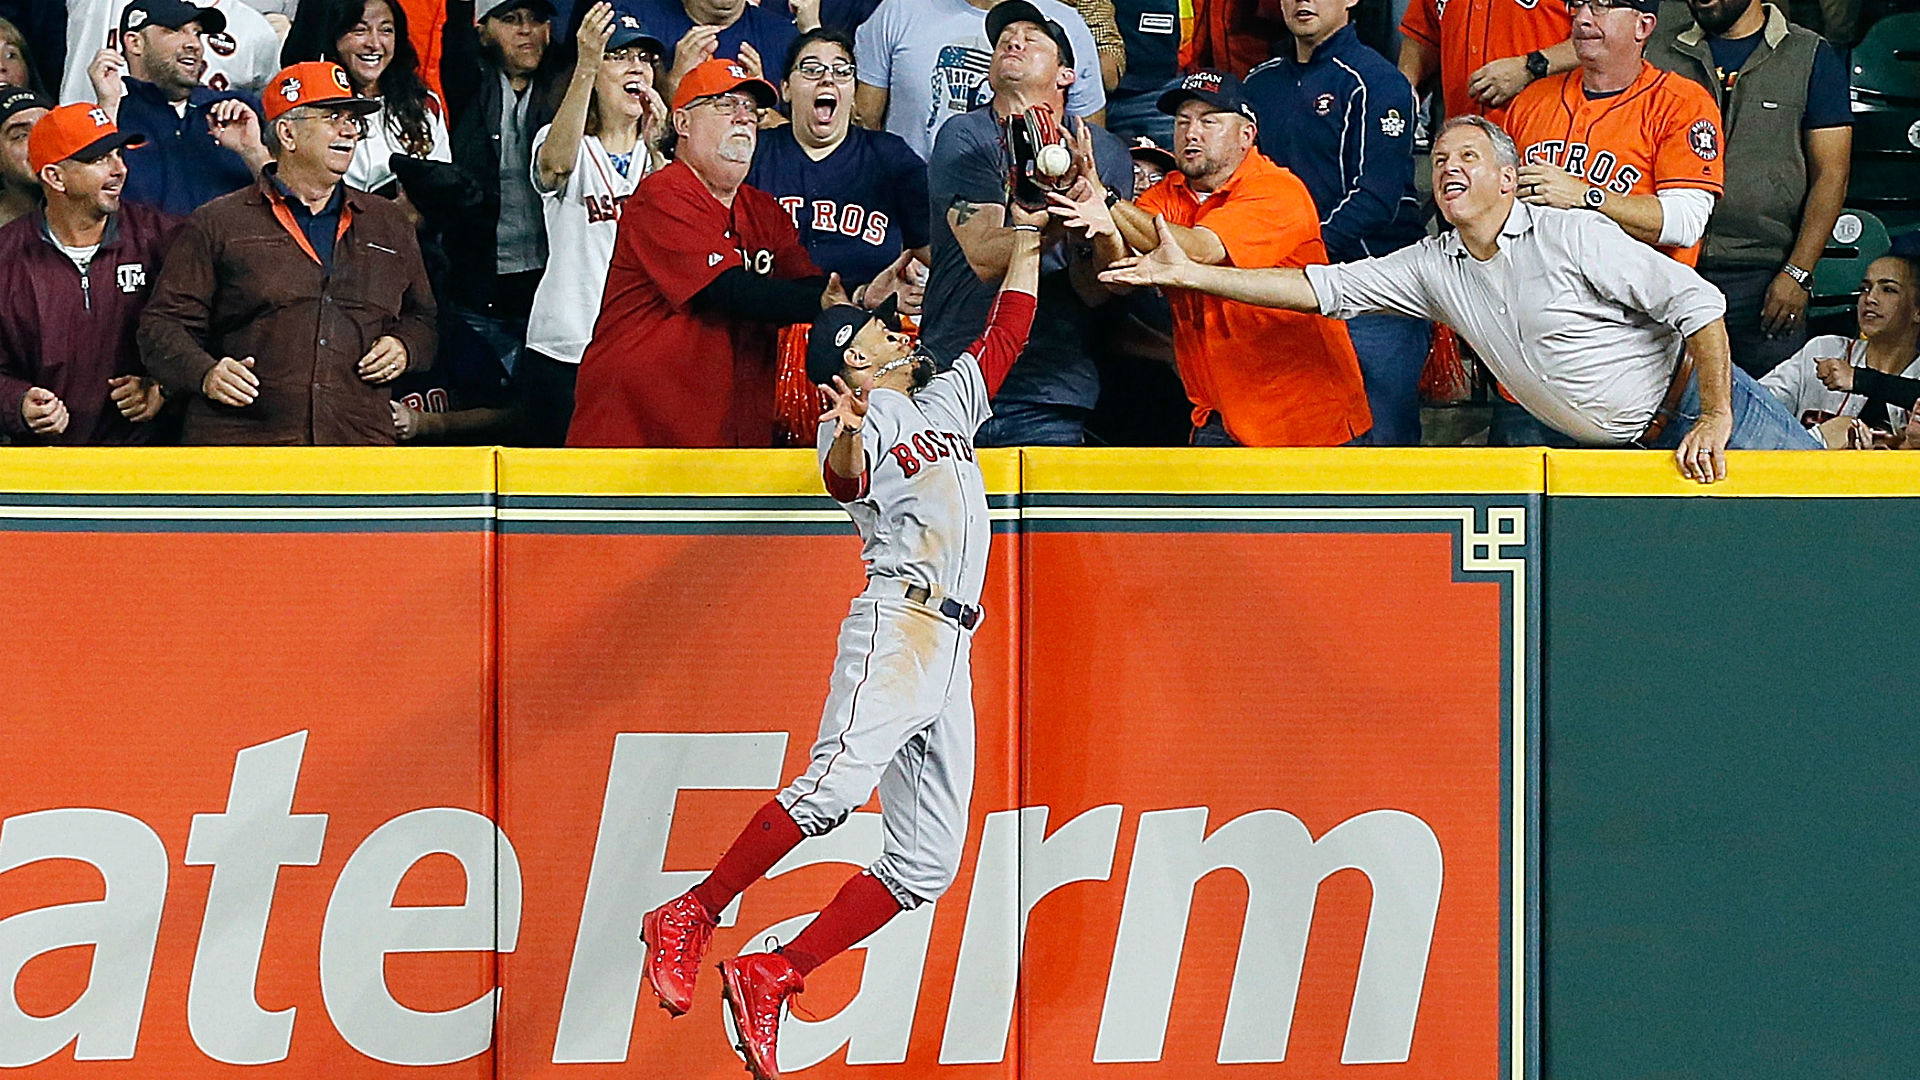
[1525,50,1550,80]
[1780,263,1813,292]
[1583,186,1606,210]
[1102,186,1121,209]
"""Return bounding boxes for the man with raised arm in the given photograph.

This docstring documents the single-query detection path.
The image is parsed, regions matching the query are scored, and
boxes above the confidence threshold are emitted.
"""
[635,198,1047,1080]
[1101,115,1819,480]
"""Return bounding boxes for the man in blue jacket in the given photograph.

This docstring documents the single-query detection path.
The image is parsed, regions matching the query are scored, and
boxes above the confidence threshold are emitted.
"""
[1245,0,1429,444]
[88,0,269,216]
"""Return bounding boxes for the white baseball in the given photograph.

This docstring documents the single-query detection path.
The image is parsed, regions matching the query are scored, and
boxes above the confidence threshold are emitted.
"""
[1036,143,1072,178]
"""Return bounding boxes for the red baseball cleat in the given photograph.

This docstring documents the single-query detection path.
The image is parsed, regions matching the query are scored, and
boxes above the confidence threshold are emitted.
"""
[718,951,805,1080]
[639,893,716,1017]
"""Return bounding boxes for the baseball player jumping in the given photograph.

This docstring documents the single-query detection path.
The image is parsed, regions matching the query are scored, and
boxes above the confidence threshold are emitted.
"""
[637,199,1046,1080]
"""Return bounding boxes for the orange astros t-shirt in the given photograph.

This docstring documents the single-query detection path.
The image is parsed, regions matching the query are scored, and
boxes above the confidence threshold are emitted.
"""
[1400,0,1572,126]
[1504,61,1726,264]
[1135,152,1372,447]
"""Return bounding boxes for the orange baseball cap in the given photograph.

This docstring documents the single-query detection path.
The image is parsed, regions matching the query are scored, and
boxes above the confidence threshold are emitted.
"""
[27,103,146,174]
[670,58,776,112]
[261,61,380,123]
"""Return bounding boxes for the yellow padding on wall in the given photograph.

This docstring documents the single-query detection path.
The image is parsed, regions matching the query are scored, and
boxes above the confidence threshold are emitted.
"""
[1547,450,1920,497]
[0,447,496,494]
[497,448,1022,497]
[1022,447,1548,495]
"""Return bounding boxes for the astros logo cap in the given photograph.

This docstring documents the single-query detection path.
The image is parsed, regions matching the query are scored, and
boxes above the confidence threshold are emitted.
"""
[28,102,147,175]
[261,61,380,123]
[671,57,777,112]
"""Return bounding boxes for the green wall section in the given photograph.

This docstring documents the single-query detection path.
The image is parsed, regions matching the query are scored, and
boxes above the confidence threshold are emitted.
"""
[1542,496,1920,1080]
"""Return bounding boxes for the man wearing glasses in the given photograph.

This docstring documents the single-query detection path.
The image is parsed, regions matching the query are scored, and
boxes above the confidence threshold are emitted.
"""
[139,61,438,444]
[567,57,910,447]
[1504,0,1723,266]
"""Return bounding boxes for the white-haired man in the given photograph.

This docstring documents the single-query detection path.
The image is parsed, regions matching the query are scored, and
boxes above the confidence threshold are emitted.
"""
[1102,115,1819,481]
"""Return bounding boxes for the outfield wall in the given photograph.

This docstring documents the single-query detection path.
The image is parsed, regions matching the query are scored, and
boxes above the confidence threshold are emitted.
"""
[0,448,1911,1079]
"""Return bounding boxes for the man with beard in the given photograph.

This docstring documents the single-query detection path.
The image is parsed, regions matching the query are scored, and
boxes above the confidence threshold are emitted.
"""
[0,102,179,444]
[1506,0,1723,265]
[86,0,268,215]
[59,0,281,104]
[0,86,48,227]
[1052,70,1371,446]
[1100,116,1820,481]
[920,0,1130,446]
[1648,0,1852,378]
[566,58,909,447]
[441,0,569,382]
[139,61,437,444]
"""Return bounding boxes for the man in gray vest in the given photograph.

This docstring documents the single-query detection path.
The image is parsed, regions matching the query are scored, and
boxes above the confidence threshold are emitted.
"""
[1647,0,1852,378]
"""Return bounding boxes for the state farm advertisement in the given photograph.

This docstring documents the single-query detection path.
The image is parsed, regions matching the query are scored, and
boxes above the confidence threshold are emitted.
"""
[0,514,1529,1078]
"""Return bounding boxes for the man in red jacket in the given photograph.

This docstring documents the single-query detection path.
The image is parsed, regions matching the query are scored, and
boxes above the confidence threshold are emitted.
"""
[566,58,907,447]
[0,103,180,444]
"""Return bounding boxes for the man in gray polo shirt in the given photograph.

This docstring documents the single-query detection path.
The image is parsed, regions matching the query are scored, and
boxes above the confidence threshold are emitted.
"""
[1101,115,1818,481]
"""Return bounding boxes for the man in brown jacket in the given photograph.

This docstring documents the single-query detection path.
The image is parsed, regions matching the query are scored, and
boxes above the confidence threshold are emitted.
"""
[139,61,436,445]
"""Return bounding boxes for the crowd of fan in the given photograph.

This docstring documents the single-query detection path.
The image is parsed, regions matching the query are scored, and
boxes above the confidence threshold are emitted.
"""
[0,0,1913,459]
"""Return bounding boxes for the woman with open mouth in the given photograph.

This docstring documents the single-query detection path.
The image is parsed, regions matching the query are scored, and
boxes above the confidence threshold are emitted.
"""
[746,27,929,441]
[519,2,669,446]
[293,0,451,195]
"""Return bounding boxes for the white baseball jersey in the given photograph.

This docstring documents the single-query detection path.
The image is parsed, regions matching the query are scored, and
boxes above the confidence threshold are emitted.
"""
[815,348,993,608]
[1760,335,1920,439]
[346,95,452,195]
[59,0,279,104]
[525,124,646,365]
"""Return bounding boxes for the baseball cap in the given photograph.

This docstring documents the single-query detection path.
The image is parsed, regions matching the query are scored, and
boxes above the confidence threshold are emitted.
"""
[1126,135,1175,172]
[0,86,51,127]
[984,0,1076,67]
[606,12,665,56]
[120,0,226,37]
[671,57,776,111]
[806,297,903,385]
[28,103,147,174]
[475,0,555,21]
[1156,69,1258,123]
[260,61,380,123]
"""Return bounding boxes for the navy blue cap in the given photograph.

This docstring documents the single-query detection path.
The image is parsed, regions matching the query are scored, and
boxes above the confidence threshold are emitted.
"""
[607,12,665,56]
[806,297,902,385]
[121,0,226,36]
[0,86,51,127]
[985,0,1076,68]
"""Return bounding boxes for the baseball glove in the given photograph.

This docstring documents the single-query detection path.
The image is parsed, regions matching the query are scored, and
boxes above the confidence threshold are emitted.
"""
[1005,104,1079,213]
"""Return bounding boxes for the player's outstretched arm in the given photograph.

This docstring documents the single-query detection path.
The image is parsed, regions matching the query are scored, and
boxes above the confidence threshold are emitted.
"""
[967,204,1046,398]
[1098,215,1320,311]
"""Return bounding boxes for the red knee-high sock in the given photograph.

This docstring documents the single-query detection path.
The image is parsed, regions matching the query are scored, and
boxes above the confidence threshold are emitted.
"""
[779,872,905,976]
[689,799,804,920]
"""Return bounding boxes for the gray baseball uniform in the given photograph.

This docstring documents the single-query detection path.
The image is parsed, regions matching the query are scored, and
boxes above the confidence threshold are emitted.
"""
[776,291,1032,907]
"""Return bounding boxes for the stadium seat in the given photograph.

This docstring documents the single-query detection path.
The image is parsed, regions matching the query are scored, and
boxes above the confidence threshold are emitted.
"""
[1850,13,1920,102]
[1807,209,1892,329]
[1846,13,1920,211]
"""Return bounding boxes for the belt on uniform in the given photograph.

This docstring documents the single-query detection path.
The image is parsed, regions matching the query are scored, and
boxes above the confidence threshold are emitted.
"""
[1638,350,1699,446]
[880,578,982,630]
